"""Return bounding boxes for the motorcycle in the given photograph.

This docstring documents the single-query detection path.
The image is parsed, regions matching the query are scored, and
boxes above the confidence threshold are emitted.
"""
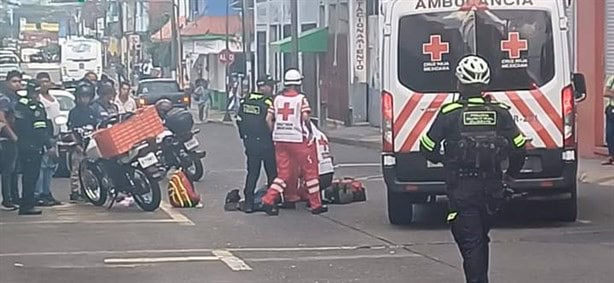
[156,128,206,182]
[69,114,164,211]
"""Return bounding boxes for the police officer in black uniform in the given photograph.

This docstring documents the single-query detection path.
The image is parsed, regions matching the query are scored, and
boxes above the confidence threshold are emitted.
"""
[14,80,55,215]
[420,55,526,283]
[235,76,278,213]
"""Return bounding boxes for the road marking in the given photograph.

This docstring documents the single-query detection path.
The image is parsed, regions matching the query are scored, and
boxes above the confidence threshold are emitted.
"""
[0,245,389,257]
[0,219,181,226]
[334,163,380,168]
[248,253,420,262]
[159,201,195,226]
[212,250,253,271]
[104,256,219,264]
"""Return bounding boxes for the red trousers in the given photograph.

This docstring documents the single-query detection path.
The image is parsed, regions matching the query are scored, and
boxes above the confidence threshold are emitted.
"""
[262,141,322,209]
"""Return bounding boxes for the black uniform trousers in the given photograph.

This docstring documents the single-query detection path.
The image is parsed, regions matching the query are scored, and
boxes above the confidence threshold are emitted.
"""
[243,138,277,205]
[18,150,42,210]
[448,178,492,283]
[1,141,19,204]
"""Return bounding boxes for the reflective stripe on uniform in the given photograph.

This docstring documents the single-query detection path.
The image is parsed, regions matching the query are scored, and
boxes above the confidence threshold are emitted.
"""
[447,211,458,222]
[19,98,29,105]
[33,121,47,129]
[606,75,614,90]
[420,134,436,151]
[441,103,463,114]
[513,133,526,148]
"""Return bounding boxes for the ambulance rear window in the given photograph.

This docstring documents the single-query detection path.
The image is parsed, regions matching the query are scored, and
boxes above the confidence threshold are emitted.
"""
[398,10,555,93]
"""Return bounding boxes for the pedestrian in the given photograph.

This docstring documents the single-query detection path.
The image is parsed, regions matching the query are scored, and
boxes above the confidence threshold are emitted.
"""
[193,79,212,123]
[0,70,22,211]
[116,62,127,85]
[604,74,614,165]
[114,81,137,114]
[67,83,97,202]
[260,69,327,216]
[83,71,98,84]
[419,55,526,283]
[235,76,278,213]
[34,72,62,206]
[90,85,119,122]
[14,79,56,215]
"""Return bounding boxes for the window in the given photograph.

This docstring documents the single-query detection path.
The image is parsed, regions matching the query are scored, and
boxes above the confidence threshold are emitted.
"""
[397,10,555,93]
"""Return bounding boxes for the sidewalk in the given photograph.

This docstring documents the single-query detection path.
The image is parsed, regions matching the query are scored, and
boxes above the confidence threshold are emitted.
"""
[203,110,612,187]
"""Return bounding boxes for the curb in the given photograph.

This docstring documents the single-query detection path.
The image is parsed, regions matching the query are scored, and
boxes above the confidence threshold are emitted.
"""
[327,136,381,150]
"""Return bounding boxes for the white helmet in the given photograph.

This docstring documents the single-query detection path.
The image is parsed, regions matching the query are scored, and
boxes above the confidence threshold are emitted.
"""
[455,55,491,85]
[284,69,303,86]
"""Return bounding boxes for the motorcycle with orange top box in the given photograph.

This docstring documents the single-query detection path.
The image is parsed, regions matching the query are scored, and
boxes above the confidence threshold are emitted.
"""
[79,106,166,211]
[380,0,587,225]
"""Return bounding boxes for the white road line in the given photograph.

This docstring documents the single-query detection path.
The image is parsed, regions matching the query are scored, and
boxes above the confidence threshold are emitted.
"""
[212,250,253,271]
[0,245,388,258]
[159,201,195,226]
[334,163,380,168]
[247,253,420,262]
[0,219,180,226]
[104,256,219,264]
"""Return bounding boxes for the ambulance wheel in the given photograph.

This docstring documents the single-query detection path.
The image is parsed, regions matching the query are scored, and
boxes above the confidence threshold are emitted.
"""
[551,184,578,222]
[387,191,414,225]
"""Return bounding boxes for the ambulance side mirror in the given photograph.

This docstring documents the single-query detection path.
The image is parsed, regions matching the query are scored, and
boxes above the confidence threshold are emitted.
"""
[572,73,587,102]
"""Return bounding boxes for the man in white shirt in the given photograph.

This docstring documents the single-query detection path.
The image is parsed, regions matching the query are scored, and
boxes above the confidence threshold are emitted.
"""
[34,72,61,206]
[114,82,137,114]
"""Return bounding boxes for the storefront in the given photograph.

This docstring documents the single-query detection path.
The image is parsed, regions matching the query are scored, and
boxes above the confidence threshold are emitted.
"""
[575,0,611,157]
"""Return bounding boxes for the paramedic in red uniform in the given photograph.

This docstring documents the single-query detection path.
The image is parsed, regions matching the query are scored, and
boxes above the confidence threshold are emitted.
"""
[260,69,328,216]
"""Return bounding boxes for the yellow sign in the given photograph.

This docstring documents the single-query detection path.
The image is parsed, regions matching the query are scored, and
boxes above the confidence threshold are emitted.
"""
[41,23,60,32]
[22,23,37,31]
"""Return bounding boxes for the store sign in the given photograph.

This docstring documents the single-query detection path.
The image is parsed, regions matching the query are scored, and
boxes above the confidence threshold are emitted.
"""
[350,0,368,84]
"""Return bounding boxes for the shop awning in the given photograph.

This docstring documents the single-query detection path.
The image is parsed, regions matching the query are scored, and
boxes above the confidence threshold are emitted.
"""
[270,27,328,53]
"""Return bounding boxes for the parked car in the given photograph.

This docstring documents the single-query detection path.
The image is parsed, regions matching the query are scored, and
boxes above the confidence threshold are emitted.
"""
[135,78,190,109]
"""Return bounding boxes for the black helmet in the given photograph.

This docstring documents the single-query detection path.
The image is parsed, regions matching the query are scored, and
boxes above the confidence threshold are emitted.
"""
[74,82,95,99]
[25,79,40,97]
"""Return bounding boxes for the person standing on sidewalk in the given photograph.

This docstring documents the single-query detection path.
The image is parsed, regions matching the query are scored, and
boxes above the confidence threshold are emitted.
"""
[235,76,278,213]
[34,72,62,206]
[14,80,56,215]
[260,69,327,216]
[193,79,212,123]
[0,71,22,211]
[114,82,137,114]
[604,75,614,165]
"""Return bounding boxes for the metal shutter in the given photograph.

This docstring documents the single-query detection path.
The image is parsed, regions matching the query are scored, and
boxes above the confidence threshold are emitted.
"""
[606,0,614,75]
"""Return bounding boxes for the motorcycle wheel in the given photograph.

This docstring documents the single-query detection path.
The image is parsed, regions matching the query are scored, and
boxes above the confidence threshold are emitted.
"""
[78,160,108,206]
[185,156,204,182]
[131,169,161,212]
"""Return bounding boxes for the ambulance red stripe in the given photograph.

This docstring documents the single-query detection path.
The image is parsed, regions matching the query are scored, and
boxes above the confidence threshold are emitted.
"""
[393,93,424,136]
[529,88,563,133]
[399,93,447,152]
[505,91,557,148]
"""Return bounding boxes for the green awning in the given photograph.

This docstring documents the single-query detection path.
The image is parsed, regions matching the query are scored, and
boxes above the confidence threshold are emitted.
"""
[270,27,328,53]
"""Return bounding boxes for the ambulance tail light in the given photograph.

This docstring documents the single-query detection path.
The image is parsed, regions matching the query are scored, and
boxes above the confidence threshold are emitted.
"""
[562,84,575,148]
[382,90,394,152]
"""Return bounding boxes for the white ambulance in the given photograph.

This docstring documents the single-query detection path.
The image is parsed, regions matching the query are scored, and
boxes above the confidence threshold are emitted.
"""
[380,0,587,225]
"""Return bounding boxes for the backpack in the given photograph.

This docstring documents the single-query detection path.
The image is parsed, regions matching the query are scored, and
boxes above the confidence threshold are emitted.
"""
[168,171,201,208]
[323,178,367,204]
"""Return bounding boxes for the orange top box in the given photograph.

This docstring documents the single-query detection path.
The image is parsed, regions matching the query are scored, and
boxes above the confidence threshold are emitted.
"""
[93,106,165,159]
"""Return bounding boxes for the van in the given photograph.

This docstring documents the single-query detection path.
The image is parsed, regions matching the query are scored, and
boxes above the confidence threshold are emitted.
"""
[380,0,587,225]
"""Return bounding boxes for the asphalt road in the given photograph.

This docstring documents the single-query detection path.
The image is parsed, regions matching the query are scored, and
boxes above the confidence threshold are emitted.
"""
[1,123,613,283]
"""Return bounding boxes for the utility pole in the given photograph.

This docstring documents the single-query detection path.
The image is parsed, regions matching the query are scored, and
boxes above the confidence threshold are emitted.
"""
[118,0,124,66]
[222,0,232,122]
[240,0,248,89]
[170,0,178,77]
[290,0,299,69]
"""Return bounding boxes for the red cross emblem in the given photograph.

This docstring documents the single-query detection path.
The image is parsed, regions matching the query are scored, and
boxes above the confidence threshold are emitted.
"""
[277,102,295,121]
[501,32,528,59]
[318,137,329,151]
[422,35,449,62]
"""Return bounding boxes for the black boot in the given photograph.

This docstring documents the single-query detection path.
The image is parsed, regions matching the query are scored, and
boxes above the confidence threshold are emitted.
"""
[311,205,328,215]
[239,200,254,214]
[18,207,42,215]
[224,190,241,211]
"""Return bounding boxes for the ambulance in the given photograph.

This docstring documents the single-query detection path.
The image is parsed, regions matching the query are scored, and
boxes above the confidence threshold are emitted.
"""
[380,0,587,225]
